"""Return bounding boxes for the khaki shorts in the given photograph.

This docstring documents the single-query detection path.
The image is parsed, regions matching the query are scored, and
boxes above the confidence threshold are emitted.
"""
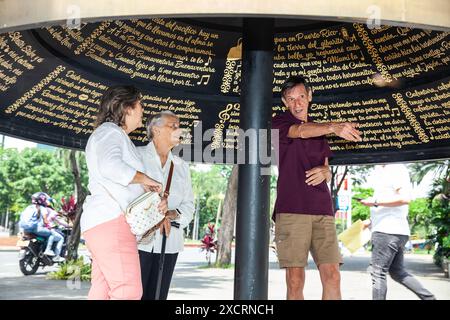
[275,213,342,268]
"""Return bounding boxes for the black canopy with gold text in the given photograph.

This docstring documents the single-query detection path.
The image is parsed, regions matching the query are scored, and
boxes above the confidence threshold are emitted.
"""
[1,0,450,301]
[1,18,449,164]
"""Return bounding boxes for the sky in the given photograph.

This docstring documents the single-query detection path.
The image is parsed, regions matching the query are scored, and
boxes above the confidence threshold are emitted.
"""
[2,135,36,151]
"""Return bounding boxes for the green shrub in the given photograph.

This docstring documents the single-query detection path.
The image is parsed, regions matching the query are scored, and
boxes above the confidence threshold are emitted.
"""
[47,257,91,281]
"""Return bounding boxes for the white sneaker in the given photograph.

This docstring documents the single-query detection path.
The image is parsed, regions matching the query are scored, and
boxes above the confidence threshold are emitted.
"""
[43,249,55,256]
[53,256,65,263]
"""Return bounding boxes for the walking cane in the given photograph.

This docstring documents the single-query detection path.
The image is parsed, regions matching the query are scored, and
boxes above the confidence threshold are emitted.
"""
[155,161,174,300]
[154,229,167,300]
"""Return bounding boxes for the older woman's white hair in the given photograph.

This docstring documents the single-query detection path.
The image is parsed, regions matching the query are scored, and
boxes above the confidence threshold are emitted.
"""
[145,111,179,141]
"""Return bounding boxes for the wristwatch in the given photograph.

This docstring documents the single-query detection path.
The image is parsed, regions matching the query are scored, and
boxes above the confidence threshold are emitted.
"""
[170,209,182,220]
[374,199,378,207]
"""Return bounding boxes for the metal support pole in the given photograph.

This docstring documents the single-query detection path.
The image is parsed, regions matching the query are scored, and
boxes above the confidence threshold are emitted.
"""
[5,209,9,232]
[193,197,200,240]
[234,18,274,300]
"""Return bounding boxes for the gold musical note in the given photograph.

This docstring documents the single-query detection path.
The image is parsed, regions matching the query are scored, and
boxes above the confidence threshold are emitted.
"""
[205,56,212,66]
[218,104,234,121]
[197,75,210,85]
[390,107,400,117]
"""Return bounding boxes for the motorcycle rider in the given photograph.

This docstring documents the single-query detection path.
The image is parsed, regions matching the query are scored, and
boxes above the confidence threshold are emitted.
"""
[19,192,65,262]
[43,197,71,238]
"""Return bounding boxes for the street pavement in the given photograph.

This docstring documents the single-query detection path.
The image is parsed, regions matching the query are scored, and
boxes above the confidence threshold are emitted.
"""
[0,246,448,300]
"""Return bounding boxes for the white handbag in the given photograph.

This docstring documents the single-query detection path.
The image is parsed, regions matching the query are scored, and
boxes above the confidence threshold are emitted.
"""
[125,161,174,243]
[125,191,164,237]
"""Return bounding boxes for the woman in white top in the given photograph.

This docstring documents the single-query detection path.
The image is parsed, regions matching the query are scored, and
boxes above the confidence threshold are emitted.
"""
[81,85,166,300]
[137,111,195,300]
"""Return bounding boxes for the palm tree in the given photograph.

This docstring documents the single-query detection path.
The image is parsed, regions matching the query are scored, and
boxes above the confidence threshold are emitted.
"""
[409,160,449,266]
[408,160,449,188]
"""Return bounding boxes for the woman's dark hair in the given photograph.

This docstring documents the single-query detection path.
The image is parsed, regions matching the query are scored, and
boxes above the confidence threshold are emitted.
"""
[281,76,311,98]
[94,85,142,128]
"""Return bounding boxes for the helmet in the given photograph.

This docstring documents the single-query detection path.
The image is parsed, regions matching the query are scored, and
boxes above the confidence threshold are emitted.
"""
[46,197,56,208]
[31,192,51,207]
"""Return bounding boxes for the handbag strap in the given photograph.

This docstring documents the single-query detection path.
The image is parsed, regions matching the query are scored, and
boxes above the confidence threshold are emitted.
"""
[139,161,174,241]
[162,161,174,198]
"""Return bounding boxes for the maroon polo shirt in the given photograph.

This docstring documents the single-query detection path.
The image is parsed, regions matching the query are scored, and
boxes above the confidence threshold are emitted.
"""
[272,111,334,220]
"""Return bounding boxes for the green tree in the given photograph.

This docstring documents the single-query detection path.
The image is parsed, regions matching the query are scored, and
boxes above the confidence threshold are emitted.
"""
[0,148,72,217]
[0,147,88,236]
[409,160,449,265]
[190,164,231,235]
[428,178,449,266]
[350,186,373,222]
[408,198,433,238]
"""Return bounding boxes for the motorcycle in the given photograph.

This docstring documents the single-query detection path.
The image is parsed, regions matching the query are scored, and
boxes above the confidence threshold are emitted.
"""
[16,228,71,276]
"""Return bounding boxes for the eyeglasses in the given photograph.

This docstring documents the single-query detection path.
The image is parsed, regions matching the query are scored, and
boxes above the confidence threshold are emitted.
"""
[165,122,180,130]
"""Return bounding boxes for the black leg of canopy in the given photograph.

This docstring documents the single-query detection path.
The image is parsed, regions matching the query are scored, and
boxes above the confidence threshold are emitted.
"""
[234,18,274,300]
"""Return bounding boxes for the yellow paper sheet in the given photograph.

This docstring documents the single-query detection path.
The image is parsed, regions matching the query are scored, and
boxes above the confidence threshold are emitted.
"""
[338,219,371,253]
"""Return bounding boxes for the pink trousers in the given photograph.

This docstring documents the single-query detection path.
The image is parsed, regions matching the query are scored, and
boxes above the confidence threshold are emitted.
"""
[83,214,142,300]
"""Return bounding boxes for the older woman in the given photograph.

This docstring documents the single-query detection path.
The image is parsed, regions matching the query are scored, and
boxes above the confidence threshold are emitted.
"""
[81,85,166,300]
[137,111,194,300]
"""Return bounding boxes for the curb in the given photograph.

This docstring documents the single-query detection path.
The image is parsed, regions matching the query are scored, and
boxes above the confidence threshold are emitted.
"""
[184,243,201,248]
[0,246,19,251]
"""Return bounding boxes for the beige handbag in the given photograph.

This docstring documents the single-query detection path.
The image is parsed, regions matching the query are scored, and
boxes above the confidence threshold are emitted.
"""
[126,161,175,244]
[125,191,164,237]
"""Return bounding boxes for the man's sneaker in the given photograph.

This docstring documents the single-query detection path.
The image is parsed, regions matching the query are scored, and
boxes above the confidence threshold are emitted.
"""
[43,249,56,256]
[53,256,65,263]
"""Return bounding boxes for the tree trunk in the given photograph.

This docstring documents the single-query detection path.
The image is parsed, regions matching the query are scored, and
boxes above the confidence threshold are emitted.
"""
[214,199,222,230]
[216,165,238,267]
[330,165,348,213]
[66,150,86,261]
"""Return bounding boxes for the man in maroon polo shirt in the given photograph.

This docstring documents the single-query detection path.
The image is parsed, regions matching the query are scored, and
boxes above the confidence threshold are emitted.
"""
[273,76,362,300]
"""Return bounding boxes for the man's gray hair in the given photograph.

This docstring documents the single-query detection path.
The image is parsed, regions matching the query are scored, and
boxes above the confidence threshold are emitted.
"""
[146,111,178,141]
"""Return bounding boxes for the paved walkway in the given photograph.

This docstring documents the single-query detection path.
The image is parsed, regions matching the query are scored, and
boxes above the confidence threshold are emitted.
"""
[0,246,448,300]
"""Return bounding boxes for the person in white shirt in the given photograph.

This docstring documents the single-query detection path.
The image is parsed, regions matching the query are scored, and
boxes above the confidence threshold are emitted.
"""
[137,111,195,300]
[360,164,435,300]
[81,85,166,300]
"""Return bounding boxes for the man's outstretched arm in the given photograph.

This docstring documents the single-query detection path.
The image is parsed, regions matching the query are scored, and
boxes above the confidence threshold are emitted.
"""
[288,122,362,142]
